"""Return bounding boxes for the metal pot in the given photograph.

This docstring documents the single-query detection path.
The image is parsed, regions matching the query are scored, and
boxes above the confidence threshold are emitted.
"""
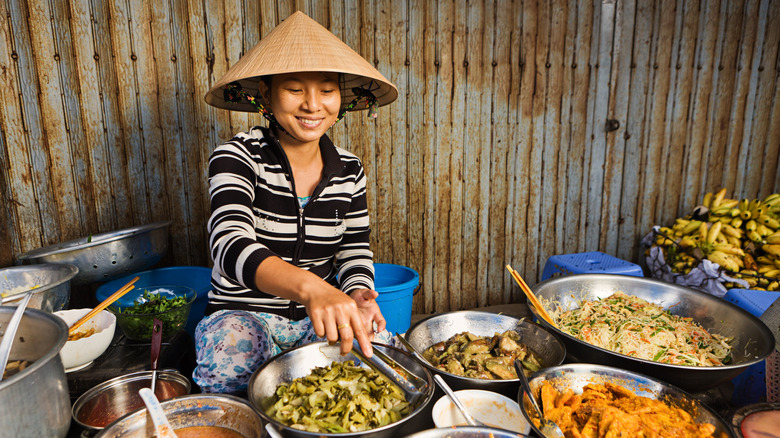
[0,263,78,312]
[0,306,71,437]
[71,370,191,435]
[530,274,776,391]
[403,311,566,396]
[248,342,436,438]
[95,394,263,438]
[404,426,530,438]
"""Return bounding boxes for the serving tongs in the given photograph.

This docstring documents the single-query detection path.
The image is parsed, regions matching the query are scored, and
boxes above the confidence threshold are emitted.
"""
[351,339,427,406]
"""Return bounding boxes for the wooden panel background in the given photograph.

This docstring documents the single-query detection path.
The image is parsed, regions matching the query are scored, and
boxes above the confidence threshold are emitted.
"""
[1,0,778,315]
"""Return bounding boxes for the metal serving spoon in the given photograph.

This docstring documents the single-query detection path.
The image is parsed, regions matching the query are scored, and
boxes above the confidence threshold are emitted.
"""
[433,374,486,427]
[0,292,33,383]
[515,360,564,438]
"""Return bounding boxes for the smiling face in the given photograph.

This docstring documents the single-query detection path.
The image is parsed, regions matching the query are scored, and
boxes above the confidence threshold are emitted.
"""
[262,71,341,148]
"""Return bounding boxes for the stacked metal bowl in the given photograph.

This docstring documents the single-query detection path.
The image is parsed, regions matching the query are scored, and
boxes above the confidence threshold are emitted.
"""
[0,263,78,312]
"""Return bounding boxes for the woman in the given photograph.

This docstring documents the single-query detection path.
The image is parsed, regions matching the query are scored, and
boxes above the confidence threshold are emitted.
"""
[195,11,399,394]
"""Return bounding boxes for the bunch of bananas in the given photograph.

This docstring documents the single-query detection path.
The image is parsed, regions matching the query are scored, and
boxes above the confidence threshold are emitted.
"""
[651,188,780,291]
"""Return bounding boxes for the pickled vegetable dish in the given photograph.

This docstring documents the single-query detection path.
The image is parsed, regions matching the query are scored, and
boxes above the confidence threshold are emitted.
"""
[422,330,543,379]
[265,360,412,433]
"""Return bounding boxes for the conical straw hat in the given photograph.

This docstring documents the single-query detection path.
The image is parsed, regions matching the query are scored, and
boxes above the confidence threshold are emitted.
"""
[205,11,398,113]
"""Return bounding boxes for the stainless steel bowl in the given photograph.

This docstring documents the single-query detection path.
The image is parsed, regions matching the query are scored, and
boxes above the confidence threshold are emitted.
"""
[517,363,735,438]
[404,426,530,437]
[0,307,71,437]
[71,370,191,435]
[95,394,263,438]
[403,311,566,394]
[248,342,435,438]
[530,274,775,392]
[15,221,171,285]
[0,263,78,311]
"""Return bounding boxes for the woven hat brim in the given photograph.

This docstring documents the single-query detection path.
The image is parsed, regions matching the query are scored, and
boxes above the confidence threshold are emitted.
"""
[205,11,398,113]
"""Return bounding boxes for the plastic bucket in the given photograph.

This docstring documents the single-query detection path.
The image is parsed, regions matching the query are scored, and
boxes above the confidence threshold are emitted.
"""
[374,263,419,335]
[95,266,212,339]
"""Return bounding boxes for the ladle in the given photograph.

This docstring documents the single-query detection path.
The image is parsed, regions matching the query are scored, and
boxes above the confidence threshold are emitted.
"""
[433,374,485,427]
[150,317,163,394]
[514,360,564,437]
[139,387,179,438]
[0,292,33,383]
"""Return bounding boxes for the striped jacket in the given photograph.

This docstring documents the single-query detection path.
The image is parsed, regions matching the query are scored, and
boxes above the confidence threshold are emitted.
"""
[206,126,374,319]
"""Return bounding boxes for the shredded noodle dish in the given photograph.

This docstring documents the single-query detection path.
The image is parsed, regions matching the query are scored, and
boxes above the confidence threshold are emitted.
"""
[551,292,732,366]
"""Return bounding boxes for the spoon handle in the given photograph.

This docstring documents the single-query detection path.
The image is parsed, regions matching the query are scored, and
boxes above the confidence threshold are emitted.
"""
[139,387,179,438]
[0,293,33,383]
[433,374,480,427]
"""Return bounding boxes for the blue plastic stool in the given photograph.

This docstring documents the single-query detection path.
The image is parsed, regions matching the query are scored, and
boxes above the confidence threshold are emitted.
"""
[723,288,780,406]
[541,251,644,281]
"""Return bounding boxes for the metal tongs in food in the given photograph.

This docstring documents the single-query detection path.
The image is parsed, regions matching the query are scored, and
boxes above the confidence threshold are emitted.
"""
[351,339,428,406]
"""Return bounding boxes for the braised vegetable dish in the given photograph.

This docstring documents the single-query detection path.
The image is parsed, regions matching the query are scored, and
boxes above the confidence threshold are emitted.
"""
[422,330,542,379]
[534,381,716,437]
[266,360,412,433]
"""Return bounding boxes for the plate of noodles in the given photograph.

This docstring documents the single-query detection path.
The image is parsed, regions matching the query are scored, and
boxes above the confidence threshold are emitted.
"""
[530,274,775,392]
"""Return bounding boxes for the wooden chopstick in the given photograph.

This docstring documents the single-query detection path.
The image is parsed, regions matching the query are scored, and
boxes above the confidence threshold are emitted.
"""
[68,276,140,334]
[505,265,558,329]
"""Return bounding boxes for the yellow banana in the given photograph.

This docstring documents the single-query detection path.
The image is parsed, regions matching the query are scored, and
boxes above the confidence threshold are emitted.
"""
[698,222,709,242]
[763,244,780,257]
[673,218,691,231]
[758,264,776,274]
[764,269,780,279]
[741,209,753,220]
[758,214,780,230]
[731,217,743,229]
[757,224,773,237]
[748,230,764,243]
[713,244,744,256]
[746,220,758,232]
[757,255,775,265]
[707,222,723,244]
[679,237,696,249]
[712,188,728,209]
[719,199,739,209]
[764,193,780,206]
[730,208,742,217]
[739,198,750,212]
[682,220,703,235]
[727,235,742,248]
[702,192,713,208]
[659,226,675,236]
[745,277,759,287]
[775,259,780,269]
[741,269,758,276]
[707,251,739,272]
[721,223,743,239]
[768,281,779,291]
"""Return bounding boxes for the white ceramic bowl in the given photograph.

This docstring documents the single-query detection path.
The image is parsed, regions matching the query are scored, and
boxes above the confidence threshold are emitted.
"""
[55,308,116,371]
[432,389,531,435]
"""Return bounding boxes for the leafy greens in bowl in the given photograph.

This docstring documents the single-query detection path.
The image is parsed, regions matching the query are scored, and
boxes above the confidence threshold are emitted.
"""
[109,286,195,341]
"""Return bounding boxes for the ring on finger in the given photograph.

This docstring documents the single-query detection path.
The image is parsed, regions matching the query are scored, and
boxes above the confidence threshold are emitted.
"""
[337,323,350,330]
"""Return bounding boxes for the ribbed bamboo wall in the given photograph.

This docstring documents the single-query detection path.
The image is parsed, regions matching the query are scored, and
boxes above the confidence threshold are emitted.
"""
[1,0,778,314]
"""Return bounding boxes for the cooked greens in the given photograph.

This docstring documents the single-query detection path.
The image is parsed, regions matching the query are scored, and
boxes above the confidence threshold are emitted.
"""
[422,330,543,379]
[111,289,191,340]
[265,360,412,433]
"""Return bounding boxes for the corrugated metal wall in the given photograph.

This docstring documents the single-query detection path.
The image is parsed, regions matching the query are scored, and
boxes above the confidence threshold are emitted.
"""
[1,0,778,314]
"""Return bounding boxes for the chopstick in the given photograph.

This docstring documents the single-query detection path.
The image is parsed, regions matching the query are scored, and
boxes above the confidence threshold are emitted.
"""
[505,265,558,329]
[68,276,140,334]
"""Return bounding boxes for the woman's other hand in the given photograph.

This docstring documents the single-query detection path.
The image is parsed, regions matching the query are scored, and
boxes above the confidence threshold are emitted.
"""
[349,288,387,340]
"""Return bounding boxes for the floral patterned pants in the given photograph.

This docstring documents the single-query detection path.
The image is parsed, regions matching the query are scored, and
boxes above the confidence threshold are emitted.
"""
[192,309,393,394]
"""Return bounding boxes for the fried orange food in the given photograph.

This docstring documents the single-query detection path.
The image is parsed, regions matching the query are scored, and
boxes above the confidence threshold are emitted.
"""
[536,382,716,438]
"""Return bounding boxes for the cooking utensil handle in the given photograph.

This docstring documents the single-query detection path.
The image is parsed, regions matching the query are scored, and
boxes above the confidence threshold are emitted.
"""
[150,317,163,393]
[0,293,33,383]
[433,374,480,427]
[351,339,422,397]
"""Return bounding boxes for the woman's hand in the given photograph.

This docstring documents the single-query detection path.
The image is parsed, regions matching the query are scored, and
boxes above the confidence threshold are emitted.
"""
[349,288,387,340]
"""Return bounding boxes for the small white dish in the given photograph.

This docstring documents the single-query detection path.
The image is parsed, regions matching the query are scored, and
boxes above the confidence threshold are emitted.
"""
[65,361,94,373]
[432,389,531,434]
[55,308,116,370]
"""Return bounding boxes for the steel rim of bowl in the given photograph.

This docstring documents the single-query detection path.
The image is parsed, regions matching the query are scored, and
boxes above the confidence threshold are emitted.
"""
[518,363,735,438]
[404,310,567,385]
[109,286,197,314]
[15,221,172,261]
[529,274,776,371]
[0,263,79,297]
[249,341,435,436]
[72,369,191,430]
